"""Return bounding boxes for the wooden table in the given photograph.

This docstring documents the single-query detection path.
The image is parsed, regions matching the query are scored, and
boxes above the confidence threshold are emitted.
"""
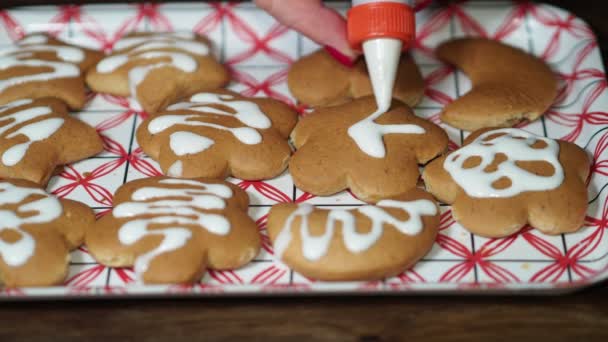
[1,1,608,340]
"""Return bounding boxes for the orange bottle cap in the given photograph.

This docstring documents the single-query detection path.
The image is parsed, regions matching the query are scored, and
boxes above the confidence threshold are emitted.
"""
[347,2,415,51]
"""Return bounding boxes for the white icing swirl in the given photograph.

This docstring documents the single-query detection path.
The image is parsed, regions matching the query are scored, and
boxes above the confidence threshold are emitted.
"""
[273,199,437,261]
[113,178,233,281]
[443,128,564,198]
[0,181,62,266]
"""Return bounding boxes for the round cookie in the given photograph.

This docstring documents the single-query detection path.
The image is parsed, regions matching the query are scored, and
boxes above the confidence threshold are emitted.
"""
[289,96,448,203]
[86,32,230,114]
[86,177,261,284]
[288,48,424,107]
[0,178,94,287]
[0,34,103,109]
[136,89,297,180]
[0,97,103,185]
[267,189,439,281]
[422,128,590,237]
[436,38,558,131]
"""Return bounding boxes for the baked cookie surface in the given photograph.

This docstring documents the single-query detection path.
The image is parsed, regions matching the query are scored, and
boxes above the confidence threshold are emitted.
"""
[436,38,558,131]
[290,96,448,203]
[86,32,229,114]
[287,48,424,107]
[267,189,439,281]
[86,177,260,284]
[422,128,589,237]
[0,34,103,109]
[0,97,103,185]
[0,179,94,287]
[137,89,297,180]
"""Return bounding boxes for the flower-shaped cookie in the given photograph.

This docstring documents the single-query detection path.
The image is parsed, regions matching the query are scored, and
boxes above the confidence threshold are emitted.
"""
[288,48,424,107]
[137,90,297,180]
[86,177,261,284]
[268,189,439,281]
[422,128,590,237]
[0,97,103,185]
[0,34,103,109]
[86,32,229,113]
[436,38,558,131]
[290,96,448,203]
[0,179,94,287]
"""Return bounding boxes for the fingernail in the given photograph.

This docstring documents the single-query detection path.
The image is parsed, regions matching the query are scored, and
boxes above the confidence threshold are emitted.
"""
[324,45,357,68]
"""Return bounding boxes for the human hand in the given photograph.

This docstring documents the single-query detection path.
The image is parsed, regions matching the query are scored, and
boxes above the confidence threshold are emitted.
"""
[254,0,359,63]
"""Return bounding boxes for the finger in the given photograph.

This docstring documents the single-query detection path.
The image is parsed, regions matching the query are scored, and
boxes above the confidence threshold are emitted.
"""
[254,0,358,59]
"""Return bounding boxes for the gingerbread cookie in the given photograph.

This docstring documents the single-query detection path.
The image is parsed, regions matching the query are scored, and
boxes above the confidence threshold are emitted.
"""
[86,177,260,284]
[137,89,297,180]
[267,189,438,281]
[436,38,558,131]
[0,179,94,287]
[288,48,424,107]
[290,96,448,203]
[0,33,103,109]
[422,128,589,237]
[0,97,103,185]
[86,32,230,114]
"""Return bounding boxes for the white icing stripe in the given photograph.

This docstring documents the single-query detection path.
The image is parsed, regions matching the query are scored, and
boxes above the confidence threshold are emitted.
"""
[113,179,233,281]
[0,105,65,166]
[148,114,261,145]
[95,34,210,108]
[0,99,33,112]
[18,34,49,45]
[273,199,437,261]
[443,128,564,198]
[0,182,62,266]
[0,56,80,93]
[1,45,84,63]
[170,131,214,156]
[348,105,426,158]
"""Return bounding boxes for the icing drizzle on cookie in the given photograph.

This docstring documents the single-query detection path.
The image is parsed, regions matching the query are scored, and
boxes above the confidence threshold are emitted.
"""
[347,104,426,159]
[96,34,210,109]
[273,199,437,261]
[112,178,233,281]
[0,181,62,267]
[0,99,65,166]
[148,93,271,172]
[0,35,83,92]
[443,128,564,198]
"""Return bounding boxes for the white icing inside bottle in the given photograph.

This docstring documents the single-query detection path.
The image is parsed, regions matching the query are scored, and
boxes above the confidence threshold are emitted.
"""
[443,128,564,198]
[0,101,65,166]
[0,181,62,267]
[273,199,437,261]
[113,178,233,281]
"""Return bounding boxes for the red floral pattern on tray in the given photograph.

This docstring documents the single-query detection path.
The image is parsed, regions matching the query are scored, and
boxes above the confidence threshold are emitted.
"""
[0,1,607,297]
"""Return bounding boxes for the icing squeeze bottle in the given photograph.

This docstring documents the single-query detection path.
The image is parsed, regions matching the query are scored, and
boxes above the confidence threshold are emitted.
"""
[347,0,416,112]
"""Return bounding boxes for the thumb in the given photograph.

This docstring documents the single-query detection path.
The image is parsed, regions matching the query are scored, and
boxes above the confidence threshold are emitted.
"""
[254,0,358,59]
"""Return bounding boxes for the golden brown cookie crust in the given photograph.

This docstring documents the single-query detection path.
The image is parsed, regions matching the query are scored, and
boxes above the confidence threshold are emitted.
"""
[436,38,558,131]
[267,189,439,281]
[290,96,448,203]
[288,49,424,108]
[0,34,103,110]
[0,97,103,185]
[86,177,261,284]
[422,128,589,237]
[86,32,230,114]
[137,89,298,180]
[0,179,93,287]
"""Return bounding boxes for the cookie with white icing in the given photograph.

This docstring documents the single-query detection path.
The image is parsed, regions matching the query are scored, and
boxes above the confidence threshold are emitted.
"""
[136,89,297,180]
[0,34,103,109]
[436,38,558,131]
[267,189,439,281]
[0,98,103,185]
[290,96,448,203]
[422,128,589,237]
[86,177,260,284]
[0,179,94,287]
[86,32,229,114]
[288,49,424,108]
